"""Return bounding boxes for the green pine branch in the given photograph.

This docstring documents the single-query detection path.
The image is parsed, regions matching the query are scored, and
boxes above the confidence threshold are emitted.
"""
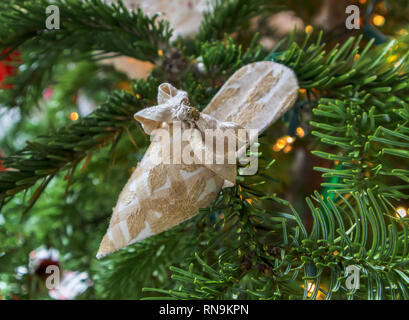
[0,77,159,208]
[275,34,409,101]
[197,0,283,43]
[0,0,172,60]
[0,0,172,111]
[311,98,409,199]
[142,187,409,299]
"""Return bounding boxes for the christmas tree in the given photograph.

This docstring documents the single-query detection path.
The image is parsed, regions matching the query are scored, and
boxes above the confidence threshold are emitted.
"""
[1,0,409,300]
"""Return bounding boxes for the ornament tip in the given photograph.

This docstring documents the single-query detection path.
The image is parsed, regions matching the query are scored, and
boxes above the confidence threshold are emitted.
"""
[95,251,105,260]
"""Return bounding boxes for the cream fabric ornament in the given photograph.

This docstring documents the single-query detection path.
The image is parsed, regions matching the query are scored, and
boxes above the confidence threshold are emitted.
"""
[97,61,299,258]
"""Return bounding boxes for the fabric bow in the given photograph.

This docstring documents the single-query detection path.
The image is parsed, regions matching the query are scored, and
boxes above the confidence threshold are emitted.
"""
[134,83,247,186]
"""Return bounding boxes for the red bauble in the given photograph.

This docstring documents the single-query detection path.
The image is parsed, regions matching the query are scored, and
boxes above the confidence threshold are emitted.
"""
[0,49,21,89]
[0,150,5,172]
[34,259,60,279]
[29,246,60,281]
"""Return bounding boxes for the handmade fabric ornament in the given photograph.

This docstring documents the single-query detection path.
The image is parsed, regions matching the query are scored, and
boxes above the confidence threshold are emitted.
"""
[97,61,299,258]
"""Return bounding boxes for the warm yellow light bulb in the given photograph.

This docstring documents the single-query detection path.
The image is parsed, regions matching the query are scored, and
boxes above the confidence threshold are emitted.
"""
[296,127,305,138]
[70,112,79,121]
[285,136,295,144]
[306,282,316,297]
[283,145,292,154]
[276,138,286,149]
[305,25,313,35]
[372,15,385,27]
[396,207,407,218]
[307,282,315,292]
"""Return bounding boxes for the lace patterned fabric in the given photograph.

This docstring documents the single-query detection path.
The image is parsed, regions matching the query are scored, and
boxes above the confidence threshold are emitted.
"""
[97,61,299,258]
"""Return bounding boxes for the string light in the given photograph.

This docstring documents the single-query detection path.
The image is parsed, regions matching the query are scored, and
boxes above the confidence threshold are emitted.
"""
[296,127,305,138]
[285,136,295,144]
[306,282,316,297]
[305,25,313,35]
[359,0,367,3]
[273,144,282,152]
[273,134,297,153]
[301,282,327,300]
[157,49,163,56]
[283,145,292,153]
[70,112,79,121]
[276,138,286,149]
[372,15,385,27]
[396,207,407,218]
[307,282,315,291]
[354,54,360,62]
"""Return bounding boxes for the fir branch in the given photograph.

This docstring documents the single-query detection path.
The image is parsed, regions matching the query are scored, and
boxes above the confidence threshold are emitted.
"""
[197,0,282,43]
[275,35,409,103]
[148,189,409,299]
[0,0,172,61]
[198,35,262,79]
[0,0,172,110]
[311,97,409,199]
[96,222,199,299]
[0,77,159,206]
